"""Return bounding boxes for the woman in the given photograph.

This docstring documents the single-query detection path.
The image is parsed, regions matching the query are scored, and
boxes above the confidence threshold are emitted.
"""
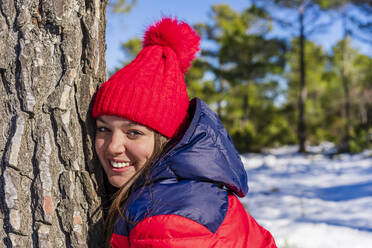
[93,17,277,248]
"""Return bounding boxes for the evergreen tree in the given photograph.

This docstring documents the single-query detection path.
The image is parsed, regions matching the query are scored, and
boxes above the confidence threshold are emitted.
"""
[331,39,372,151]
[257,0,339,152]
[194,4,287,152]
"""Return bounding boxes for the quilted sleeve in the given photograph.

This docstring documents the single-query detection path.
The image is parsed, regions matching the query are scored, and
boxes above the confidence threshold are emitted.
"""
[128,214,214,248]
[111,195,277,248]
[111,233,129,248]
[215,195,277,248]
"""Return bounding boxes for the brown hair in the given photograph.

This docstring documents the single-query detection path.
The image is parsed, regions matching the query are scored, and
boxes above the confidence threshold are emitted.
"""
[104,131,169,247]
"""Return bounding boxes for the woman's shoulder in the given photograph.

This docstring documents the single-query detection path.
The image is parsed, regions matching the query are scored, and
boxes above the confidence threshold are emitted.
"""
[114,184,277,247]
[127,180,229,233]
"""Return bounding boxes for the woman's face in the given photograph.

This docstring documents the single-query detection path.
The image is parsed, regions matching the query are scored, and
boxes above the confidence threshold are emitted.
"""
[95,115,155,188]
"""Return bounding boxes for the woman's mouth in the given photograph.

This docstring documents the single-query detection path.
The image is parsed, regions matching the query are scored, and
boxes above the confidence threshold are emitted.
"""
[110,160,130,168]
[109,159,134,171]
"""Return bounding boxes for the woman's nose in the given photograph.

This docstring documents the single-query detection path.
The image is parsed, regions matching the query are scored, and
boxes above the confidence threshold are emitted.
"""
[106,131,126,155]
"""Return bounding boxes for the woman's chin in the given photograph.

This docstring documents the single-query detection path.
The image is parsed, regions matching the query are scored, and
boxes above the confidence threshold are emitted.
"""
[108,175,131,188]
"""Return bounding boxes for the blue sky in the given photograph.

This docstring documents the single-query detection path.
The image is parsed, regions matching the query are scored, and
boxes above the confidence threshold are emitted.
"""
[105,1,371,72]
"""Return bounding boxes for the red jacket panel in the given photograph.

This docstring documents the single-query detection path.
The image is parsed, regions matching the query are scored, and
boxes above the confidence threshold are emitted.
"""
[111,195,276,248]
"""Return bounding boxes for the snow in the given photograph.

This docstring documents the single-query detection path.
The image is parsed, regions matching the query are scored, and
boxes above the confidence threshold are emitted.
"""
[241,143,372,248]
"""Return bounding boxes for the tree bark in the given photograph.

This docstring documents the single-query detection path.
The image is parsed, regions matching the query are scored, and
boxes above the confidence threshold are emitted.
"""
[0,0,108,247]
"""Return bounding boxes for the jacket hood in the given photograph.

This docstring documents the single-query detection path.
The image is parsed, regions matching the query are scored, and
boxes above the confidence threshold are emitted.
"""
[150,98,248,197]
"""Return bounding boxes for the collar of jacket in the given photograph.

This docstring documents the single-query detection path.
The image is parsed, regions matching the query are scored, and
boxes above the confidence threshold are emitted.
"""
[143,98,248,197]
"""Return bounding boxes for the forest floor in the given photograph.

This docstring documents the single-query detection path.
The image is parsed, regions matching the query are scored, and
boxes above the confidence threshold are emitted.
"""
[241,143,372,248]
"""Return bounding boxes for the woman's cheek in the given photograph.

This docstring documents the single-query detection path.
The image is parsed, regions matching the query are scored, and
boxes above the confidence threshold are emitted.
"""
[95,138,105,161]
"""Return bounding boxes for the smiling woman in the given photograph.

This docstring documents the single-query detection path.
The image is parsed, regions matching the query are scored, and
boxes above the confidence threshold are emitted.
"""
[92,17,277,248]
[95,116,157,188]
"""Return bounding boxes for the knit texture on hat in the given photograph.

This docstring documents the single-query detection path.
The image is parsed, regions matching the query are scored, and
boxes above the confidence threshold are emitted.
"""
[92,18,200,138]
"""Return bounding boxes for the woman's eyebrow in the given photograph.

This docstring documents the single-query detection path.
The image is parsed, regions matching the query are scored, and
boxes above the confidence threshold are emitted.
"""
[125,122,142,128]
[96,117,144,128]
[96,117,106,124]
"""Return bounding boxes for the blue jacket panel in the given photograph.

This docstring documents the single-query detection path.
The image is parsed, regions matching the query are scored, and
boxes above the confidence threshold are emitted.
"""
[114,98,249,237]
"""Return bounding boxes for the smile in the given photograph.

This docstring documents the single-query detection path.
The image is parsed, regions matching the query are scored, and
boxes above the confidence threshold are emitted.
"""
[110,160,133,168]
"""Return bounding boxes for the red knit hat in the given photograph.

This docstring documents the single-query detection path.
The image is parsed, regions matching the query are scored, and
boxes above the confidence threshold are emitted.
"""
[92,18,200,138]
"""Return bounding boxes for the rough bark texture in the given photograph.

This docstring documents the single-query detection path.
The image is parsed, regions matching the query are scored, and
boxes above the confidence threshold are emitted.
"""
[0,0,108,247]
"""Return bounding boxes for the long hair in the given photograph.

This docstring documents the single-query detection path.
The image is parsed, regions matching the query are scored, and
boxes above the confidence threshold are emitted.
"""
[104,131,169,247]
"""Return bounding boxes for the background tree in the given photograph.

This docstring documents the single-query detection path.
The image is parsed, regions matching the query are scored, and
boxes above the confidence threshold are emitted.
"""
[0,0,107,247]
[194,4,288,151]
[331,39,372,151]
[285,39,330,145]
[109,1,371,153]
[257,0,338,152]
[322,0,372,152]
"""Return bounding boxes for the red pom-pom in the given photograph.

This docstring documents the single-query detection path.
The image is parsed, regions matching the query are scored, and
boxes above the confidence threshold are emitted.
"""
[143,17,200,74]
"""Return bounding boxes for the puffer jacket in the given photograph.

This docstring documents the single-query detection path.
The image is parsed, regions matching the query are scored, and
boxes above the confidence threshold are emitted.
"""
[111,98,277,248]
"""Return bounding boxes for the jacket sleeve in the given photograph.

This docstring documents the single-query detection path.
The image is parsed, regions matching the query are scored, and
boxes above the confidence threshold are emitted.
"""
[110,214,212,248]
[128,214,214,248]
[223,195,277,248]
[116,195,277,248]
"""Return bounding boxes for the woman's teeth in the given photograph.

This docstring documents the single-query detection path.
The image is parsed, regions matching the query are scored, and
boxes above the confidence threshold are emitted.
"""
[111,161,131,168]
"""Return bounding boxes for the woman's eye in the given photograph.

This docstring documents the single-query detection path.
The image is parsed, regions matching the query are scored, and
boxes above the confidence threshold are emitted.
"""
[127,130,143,138]
[96,126,109,133]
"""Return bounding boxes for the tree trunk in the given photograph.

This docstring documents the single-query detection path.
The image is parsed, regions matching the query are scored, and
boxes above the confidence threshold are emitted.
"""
[340,9,351,153]
[242,81,250,124]
[216,76,226,118]
[242,92,249,123]
[0,0,108,247]
[297,6,307,153]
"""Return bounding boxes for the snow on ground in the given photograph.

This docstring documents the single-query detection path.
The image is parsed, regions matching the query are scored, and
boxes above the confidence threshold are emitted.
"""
[240,143,372,248]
